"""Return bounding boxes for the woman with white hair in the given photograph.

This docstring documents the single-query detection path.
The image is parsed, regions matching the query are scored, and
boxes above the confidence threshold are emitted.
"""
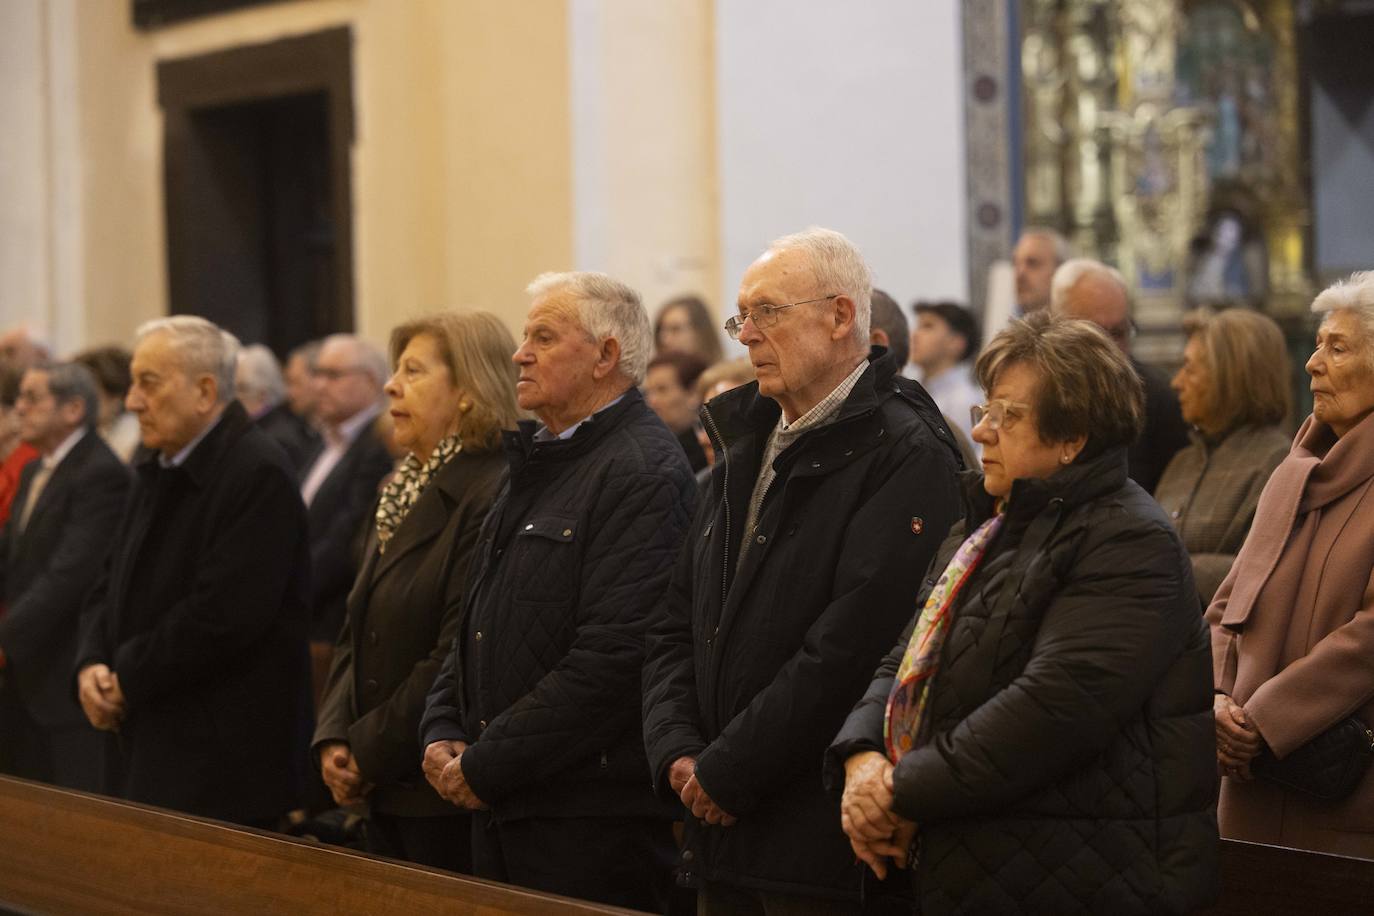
[1208,270,1374,857]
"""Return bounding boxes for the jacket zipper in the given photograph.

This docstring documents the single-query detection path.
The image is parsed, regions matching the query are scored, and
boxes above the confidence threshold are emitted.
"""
[700,404,729,648]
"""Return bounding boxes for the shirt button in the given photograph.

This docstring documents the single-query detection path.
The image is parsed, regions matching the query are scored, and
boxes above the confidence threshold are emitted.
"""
[562,528,572,537]
[524,523,534,531]
[682,849,695,863]
[756,534,767,544]
[479,719,488,731]
[475,630,483,642]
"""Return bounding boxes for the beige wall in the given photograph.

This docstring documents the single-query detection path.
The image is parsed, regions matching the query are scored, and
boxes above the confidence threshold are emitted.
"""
[0,0,575,354]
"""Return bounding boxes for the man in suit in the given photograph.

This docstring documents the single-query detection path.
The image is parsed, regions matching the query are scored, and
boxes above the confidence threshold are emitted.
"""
[1051,258,1190,493]
[298,334,393,697]
[0,362,129,790]
[75,316,311,826]
[236,343,318,473]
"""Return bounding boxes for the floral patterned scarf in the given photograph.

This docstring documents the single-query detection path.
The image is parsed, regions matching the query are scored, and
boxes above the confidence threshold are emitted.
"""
[374,435,462,554]
[884,512,1005,762]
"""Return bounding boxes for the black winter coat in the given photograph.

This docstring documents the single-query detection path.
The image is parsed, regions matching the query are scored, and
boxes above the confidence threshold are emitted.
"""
[314,449,505,817]
[642,350,963,900]
[76,402,312,824]
[827,447,1219,915]
[421,388,696,821]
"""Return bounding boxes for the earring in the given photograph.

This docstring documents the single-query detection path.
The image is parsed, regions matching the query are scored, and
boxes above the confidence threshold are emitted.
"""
[1060,453,1072,464]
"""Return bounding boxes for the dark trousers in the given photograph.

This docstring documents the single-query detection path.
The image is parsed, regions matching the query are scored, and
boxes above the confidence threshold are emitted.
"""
[366,811,472,873]
[472,811,674,913]
[697,882,860,916]
[0,686,105,793]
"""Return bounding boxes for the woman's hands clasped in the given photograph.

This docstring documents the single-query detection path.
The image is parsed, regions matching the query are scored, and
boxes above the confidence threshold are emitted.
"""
[1214,694,1264,780]
[841,751,917,880]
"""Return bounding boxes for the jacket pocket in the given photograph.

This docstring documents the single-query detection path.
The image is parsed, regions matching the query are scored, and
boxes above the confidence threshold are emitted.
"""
[510,514,579,604]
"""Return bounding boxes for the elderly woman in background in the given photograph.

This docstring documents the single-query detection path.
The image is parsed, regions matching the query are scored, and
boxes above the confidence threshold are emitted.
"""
[828,312,1217,914]
[1208,271,1374,858]
[313,311,520,871]
[654,294,724,364]
[1155,308,1292,604]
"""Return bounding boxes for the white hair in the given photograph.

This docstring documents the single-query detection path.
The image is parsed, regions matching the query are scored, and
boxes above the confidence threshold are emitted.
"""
[320,333,389,387]
[1312,271,1374,360]
[526,271,652,385]
[1050,258,1129,312]
[768,226,873,347]
[135,315,240,404]
[236,344,285,405]
[1020,226,1072,264]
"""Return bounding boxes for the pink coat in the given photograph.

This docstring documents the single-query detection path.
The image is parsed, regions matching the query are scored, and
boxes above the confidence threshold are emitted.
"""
[1206,411,1374,857]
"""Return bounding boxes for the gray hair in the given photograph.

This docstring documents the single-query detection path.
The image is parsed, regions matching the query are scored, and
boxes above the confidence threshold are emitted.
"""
[768,226,873,347]
[38,362,101,432]
[1020,226,1072,264]
[1312,271,1374,345]
[320,334,389,387]
[134,315,240,404]
[526,271,652,385]
[236,344,285,406]
[1050,258,1130,313]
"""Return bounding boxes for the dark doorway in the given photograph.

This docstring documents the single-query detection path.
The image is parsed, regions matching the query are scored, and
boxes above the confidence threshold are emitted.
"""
[159,28,353,357]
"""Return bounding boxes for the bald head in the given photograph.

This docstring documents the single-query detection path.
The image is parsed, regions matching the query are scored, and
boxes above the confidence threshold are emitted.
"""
[1051,259,1133,352]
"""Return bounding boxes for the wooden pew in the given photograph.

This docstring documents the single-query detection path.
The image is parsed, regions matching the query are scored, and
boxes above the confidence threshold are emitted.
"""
[6,774,1374,914]
[0,776,641,915]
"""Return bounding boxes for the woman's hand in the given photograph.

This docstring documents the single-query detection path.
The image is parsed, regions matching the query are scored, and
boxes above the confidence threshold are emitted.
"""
[1214,694,1264,778]
[319,741,372,807]
[841,751,916,879]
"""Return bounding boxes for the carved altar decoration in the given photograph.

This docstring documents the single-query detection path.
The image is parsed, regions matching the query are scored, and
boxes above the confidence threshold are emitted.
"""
[1018,0,1312,363]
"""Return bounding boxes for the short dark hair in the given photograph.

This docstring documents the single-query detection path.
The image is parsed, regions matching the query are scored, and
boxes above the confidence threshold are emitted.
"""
[869,289,909,367]
[913,301,981,362]
[647,351,708,391]
[72,346,132,399]
[37,362,101,432]
[974,311,1143,455]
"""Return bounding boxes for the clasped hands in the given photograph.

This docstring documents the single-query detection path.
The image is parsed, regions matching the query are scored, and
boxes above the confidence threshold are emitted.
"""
[1215,694,1264,781]
[841,751,917,881]
[669,756,736,826]
[318,742,373,808]
[77,663,127,732]
[422,740,487,810]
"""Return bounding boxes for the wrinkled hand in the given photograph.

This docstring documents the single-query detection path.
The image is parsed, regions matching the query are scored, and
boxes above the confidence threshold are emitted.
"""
[1215,694,1263,778]
[319,741,371,807]
[681,772,737,827]
[77,663,126,732]
[438,752,487,810]
[423,740,467,797]
[841,752,917,880]
[668,755,696,796]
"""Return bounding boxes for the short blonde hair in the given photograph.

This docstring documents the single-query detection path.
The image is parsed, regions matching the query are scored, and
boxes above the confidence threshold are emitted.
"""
[975,311,1143,452]
[696,357,756,401]
[1182,308,1291,431]
[389,311,522,453]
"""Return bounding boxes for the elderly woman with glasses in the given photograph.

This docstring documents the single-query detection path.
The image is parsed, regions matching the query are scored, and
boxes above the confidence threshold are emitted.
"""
[1155,308,1292,605]
[1207,272,1374,858]
[313,311,521,871]
[826,312,1218,914]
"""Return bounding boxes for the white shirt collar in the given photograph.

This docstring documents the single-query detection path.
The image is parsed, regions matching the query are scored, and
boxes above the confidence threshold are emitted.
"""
[160,409,226,468]
[43,427,87,470]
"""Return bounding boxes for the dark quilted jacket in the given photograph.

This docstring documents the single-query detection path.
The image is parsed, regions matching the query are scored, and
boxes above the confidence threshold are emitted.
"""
[827,446,1219,915]
[420,388,696,821]
[643,350,964,900]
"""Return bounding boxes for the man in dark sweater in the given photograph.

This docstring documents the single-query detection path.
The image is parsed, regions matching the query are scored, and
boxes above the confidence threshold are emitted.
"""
[421,271,696,911]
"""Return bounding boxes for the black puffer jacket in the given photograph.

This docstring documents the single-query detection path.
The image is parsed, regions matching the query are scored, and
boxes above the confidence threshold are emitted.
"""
[827,447,1219,915]
[643,350,963,900]
[421,388,696,821]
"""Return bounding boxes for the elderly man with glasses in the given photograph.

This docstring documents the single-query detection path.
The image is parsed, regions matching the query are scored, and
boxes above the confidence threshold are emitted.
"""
[643,227,963,912]
[1050,258,1189,493]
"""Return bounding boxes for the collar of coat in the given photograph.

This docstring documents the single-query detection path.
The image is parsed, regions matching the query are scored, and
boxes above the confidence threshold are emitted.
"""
[502,384,645,473]
[960,444,1131,531]
[135,400,253,489]
[702,346,910,446]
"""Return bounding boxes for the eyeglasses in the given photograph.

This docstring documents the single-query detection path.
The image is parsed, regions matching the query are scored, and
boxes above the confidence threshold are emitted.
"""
[971,399,1032,432]
[311,366,367,381]
[723,295,839,340]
